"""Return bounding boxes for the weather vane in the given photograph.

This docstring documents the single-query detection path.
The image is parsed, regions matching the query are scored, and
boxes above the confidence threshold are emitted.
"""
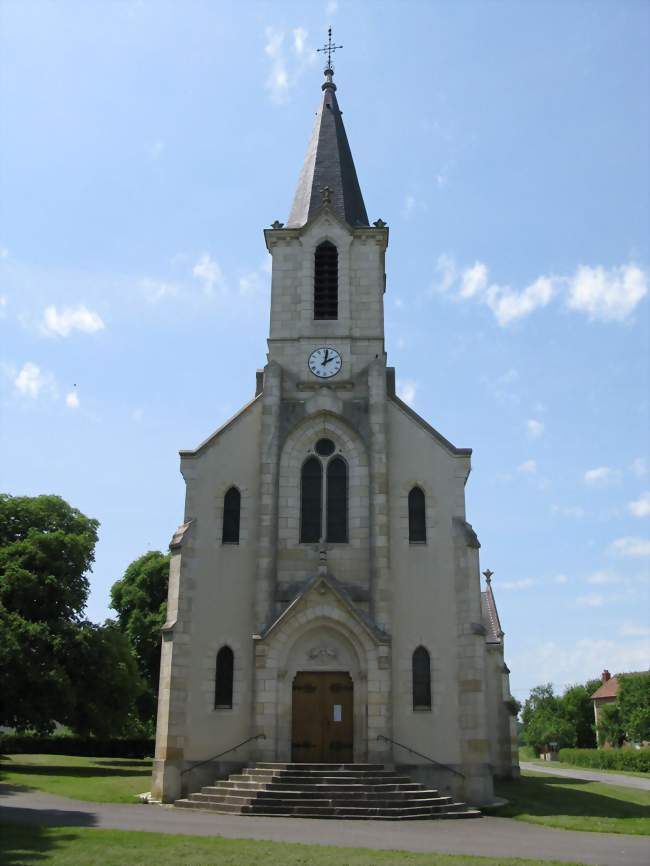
[317,27,342,70]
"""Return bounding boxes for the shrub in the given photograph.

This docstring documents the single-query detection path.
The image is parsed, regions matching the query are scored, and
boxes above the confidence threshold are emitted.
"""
[0,734,154,759]
[558,747,650,773]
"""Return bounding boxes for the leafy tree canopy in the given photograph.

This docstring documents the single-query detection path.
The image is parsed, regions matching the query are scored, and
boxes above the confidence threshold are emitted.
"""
[618,672,650,743]
[110,550,170,727]
[0,494,141,736]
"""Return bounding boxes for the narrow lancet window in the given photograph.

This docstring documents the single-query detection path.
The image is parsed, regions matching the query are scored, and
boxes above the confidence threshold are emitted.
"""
[215,646,234,709]
[314,241,338,319]
[222,487,241,544]
[412,646,432,710]
[408,486,426,543]
[326,456,348,543]
[300,457,323,543]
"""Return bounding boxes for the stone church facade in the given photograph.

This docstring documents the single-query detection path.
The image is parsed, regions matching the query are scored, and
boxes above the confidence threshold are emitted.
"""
[152,65,519,806]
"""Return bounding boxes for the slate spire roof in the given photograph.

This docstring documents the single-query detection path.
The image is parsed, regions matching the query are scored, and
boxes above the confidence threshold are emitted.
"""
[287,67,369,228]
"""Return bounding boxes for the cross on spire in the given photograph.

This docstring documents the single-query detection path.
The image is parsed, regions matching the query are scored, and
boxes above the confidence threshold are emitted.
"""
[317,26,343,70]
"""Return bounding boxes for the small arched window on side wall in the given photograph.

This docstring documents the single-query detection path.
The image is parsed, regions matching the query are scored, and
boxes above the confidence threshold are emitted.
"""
[408,486,426,543]
[214,646,234,709]
[326,456,348,543]
[412,646,432,710]
[300,457,323,543]
[314,241,338,320]
[222,487,241,544]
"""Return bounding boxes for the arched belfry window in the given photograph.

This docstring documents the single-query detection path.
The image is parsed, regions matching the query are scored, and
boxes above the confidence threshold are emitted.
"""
[314,241,338,320]
[408,486,426,543]
[300,457,323,543]
[412,646,432,710]
[214,646,234,709]
[326,457,348,543]
[222,487,241,544]
[300,440,348,544]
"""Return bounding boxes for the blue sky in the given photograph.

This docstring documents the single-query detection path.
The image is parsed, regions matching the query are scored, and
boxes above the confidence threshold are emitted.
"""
[1,0,648,702]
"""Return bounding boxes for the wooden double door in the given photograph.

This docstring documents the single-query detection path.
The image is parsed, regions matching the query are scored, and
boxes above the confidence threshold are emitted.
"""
[291,671,354,763]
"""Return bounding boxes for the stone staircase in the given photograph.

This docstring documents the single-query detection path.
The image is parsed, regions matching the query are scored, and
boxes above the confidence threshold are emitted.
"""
[175,762,481,820]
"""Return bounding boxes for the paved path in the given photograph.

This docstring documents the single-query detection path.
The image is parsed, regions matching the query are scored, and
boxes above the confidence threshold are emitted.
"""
[520,762,650,791]
[1,786,649,866]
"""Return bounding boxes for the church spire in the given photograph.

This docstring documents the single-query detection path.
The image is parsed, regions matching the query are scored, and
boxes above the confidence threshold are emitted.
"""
[286,36,369,229]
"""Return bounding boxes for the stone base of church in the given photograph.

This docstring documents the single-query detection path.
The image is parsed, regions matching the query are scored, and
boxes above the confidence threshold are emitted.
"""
[152,758,250,803]
[151,758,182,803]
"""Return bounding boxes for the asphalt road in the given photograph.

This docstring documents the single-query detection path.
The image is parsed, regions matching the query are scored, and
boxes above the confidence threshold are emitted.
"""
[520,762,650,791]
[1,786,649,866]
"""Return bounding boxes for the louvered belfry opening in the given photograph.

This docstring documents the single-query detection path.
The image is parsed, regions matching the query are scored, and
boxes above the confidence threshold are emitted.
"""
[314,241,338,319]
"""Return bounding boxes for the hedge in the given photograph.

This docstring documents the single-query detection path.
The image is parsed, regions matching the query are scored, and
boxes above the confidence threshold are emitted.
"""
[558,747,650,773]
[0,735,154,759]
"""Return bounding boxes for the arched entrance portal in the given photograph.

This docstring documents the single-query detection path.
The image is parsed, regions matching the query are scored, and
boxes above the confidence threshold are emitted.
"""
[292,671,353,763]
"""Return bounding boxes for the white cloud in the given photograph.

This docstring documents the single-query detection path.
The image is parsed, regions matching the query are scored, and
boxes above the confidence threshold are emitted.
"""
[631,457,648,479]
[526,418,544,439]
[432,253,457,294]
[140,278,180,302]
[264,25,316,104]
[586,571,620,585]
[326,0,338,15]
[434,255,647,326]
[551,504,585,518]
[132,407,144,423]
[518,459,537,474]
[0,247,8,258]
[397,379,418,406]
[620,623,650,638]
[192,254,225,297]
[293,27,307,55]
[584,466,615,485]
[459,262,488,299]
[41,304,104,337]
[65,390,79,409]
[0,295,7,318]
[629,492,650,518]
[148,139,164,160]
[554,574,569,585]
[13,362,56,399]
[566,264,647,322]
[610,536,650,558]
[576,593,605,608]
[501,577,538,590]
[486,276,556,326]
[518,637,650,693]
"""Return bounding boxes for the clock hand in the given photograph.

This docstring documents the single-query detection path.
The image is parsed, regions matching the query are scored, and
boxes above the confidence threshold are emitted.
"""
[322,349,330,364]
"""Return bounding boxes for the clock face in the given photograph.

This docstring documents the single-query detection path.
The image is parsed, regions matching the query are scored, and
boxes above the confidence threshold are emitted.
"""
[308,346,342,379]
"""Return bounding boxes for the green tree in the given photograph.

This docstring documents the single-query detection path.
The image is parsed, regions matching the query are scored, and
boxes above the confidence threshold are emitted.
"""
[598,701,625,747]
[0,494,98,732]
[0,494,142,736]
[560,680,600,748]
[110,551,170,728]
[65,621,143,738]
[618,672,650,743]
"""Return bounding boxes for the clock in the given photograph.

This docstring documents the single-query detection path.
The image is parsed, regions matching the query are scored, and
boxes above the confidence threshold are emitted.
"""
[308,346,342,379]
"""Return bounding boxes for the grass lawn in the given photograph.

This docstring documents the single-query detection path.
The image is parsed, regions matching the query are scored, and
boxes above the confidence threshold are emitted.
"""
[0,754,152,803]
[521,757,650,780]
[488,770,650,835]
[0,823,587,866]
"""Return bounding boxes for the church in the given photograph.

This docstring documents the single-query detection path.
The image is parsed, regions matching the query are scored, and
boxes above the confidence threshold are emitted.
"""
[152,56,519,810]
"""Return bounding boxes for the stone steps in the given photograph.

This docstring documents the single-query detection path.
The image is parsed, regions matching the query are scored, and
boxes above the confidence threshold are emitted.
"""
[175,762,480,820]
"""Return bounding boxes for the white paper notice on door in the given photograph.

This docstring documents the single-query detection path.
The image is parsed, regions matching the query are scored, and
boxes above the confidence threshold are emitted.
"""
[333,704,342,722]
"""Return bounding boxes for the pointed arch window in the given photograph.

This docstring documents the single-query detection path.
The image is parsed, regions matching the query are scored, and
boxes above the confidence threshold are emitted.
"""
[222,487,241,544]
[214,646,234,709]
[300,457,323,543]
[326,457,348,543]
[314,241,338,320]
[412,646,432,710]
[408,486,426,543]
